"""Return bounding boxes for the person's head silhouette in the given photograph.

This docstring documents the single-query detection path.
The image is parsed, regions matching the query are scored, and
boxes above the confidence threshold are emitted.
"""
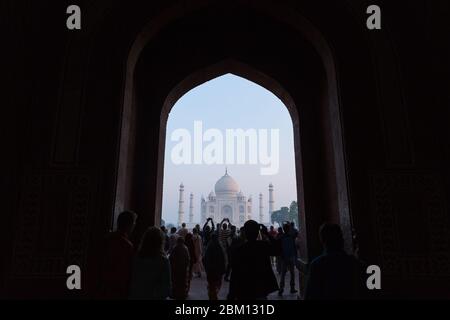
[282,222,291,234]
[117,210,137,236]
[319,223,344,252]
[243,220,260,241]
[138,227,165,258]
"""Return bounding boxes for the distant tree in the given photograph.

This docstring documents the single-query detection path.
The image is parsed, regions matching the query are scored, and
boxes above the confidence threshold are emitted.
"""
[281,207,290,222]
[271,207,290,225]
[289,201,299,227]
[271,201,299,227]
[271,210,281,225]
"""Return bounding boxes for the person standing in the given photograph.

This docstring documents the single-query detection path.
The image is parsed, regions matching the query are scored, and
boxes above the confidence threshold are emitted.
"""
[275,227,284,274]
[305,223,365,300]
[224,225,238,282]
[229,220,280,300]
[129,227,171,300]
[203,233,226,300]
[184,233,196,292]
[169,237,191,300]
[268,226,279,268]
[202,218,215,250]
[98,211,137,299]
[192,228,204,278]
[160,226,170,254]
[278,223,298,296]
[168,227,179,254]
[218,218,232,276]
[177,223,189,239]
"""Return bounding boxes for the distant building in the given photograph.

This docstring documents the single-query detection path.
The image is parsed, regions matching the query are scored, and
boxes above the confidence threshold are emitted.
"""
[177,169,274,228]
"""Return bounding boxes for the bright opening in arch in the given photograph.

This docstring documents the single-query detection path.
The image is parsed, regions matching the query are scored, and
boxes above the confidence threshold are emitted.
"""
[161,74,298,229]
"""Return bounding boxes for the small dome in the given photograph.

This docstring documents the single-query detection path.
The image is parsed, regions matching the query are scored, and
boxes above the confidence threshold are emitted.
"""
[215,171,240,194]
[208,191,215,197]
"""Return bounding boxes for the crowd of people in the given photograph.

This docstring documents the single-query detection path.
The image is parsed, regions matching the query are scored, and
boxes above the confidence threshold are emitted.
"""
[97,211,366,300]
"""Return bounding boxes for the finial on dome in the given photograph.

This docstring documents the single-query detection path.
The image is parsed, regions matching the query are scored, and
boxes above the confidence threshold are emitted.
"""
[225,167,228,176]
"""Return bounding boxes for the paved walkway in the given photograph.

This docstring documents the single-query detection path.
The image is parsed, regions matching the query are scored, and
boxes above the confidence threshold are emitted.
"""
[186,269,300,300]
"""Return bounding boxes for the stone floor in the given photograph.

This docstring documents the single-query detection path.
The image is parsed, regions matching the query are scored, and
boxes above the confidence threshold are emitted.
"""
[185,268,300,300]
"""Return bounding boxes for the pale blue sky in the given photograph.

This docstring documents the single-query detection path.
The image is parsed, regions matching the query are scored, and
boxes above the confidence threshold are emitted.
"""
[161,74,297,225]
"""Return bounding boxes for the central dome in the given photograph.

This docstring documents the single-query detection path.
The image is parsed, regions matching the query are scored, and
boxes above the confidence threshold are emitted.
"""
[215,170,239,194]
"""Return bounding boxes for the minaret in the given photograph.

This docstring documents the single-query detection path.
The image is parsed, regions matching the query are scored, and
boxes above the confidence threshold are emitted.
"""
[259,193,264,224]
[201,195,206,223]
[247,195,252,221]
[178,183,185,227]
[189,193,194,224]
[269,183,274,218]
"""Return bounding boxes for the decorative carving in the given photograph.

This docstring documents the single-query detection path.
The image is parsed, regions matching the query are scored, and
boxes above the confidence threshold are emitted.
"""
[371,172,450,277]
[12,171,93,278]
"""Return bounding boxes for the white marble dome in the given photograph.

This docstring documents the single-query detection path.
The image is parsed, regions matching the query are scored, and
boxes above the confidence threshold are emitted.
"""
[215,171,239,194]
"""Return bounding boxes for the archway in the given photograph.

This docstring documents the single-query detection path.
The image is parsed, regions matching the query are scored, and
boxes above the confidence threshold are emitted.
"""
[113,3,352,295]
[160,72,298,230]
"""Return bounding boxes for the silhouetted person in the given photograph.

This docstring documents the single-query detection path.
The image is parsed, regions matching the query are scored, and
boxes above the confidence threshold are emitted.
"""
[268,226,278,268]
[277,227,284,235]
[161,225,170,254]
[224,225,238,282]
[219,218,231,249]
[290,221,299,238]
[184,233,196,291]
[278,223,297,296]
[129,227,171,300]
[229,220,280,300]
[269,225,278,238]
[169,237,190,300]
[218,218,232,280]
[275,227,284,274]
[169,227,179,253]
[225,227,245,297]
[305,223,364,300]
[195,224,203,238]
[98,210,137,299]
[202,218,215,250]
[177,223,189,239]
[192,228,204,278]
[203,233,226,300]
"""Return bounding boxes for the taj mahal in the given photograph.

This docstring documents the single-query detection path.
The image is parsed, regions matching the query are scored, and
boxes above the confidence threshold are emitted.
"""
[177,169,274,228]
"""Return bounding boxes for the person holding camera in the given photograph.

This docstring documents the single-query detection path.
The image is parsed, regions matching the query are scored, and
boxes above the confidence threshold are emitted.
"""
[202,217,215,251]
[278,222,298,296]
[228,220,280,300]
